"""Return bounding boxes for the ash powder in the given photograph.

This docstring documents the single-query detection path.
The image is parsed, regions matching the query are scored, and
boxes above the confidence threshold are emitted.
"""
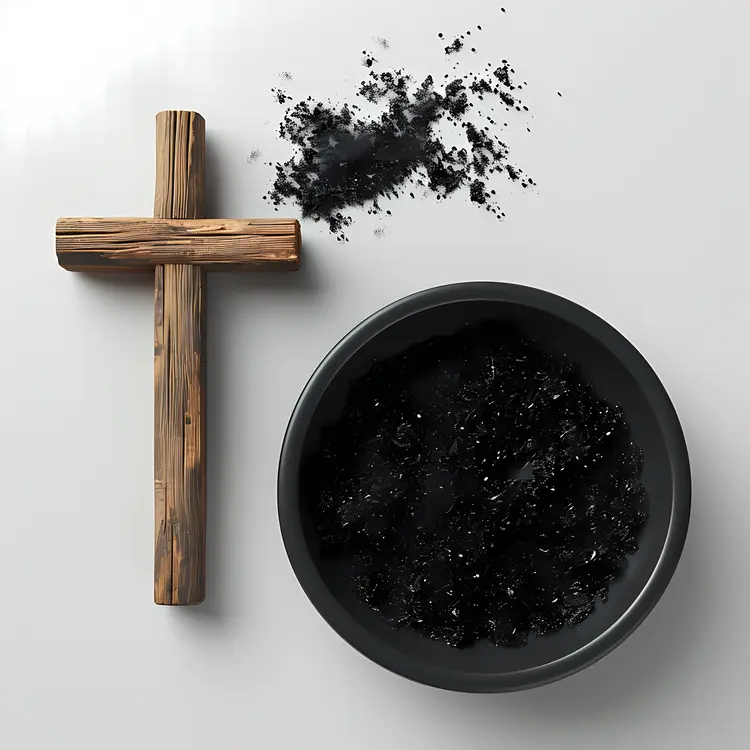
[310,321,648,648]
[267,29,534,240]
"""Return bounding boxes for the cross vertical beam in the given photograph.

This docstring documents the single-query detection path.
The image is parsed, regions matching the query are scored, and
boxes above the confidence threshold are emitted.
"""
[153,111,207,605]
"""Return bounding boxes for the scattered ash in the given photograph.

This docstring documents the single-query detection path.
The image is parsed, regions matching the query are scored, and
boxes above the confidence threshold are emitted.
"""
[271,88,292,105]
[373,226,386,239]
[444,37,464,55]
[246,149,262,163]
[279,71,293,81]
[308,321,648,648]
[267,30,533,240]
[373,36,390,49]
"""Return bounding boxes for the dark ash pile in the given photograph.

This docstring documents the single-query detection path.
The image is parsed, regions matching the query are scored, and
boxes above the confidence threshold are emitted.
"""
[266,29,533,240]
[309,322,648,648]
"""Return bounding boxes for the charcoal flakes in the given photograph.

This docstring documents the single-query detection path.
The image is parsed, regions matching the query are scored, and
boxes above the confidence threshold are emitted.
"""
[267,30,532,239]
[310,322,648,648]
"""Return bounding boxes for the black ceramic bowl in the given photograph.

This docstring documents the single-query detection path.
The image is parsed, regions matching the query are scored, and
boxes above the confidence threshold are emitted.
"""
[278,282,690,692]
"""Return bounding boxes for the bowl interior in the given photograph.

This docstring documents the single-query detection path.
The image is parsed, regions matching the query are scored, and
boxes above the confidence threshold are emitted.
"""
[282,290,685,689]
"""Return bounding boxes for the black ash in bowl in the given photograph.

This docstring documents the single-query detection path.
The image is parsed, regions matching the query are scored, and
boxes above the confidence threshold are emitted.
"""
[281,284,690,691]
[313,321,648,648]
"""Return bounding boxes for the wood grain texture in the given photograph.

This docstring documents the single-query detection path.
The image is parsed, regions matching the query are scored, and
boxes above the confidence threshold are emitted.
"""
[154,111,207,605]
[155,111,205,220]
[154,263,206,605]
[56,217,300,271]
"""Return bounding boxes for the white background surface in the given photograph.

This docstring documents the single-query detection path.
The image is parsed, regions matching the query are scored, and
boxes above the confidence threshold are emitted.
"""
[0,0,747,747]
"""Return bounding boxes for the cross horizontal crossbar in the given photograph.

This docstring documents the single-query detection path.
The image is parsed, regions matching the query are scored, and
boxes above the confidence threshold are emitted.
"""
[56,217,301,271]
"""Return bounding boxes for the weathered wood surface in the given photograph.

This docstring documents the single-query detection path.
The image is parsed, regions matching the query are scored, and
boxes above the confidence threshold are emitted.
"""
[56,218,301,271]
[153,111,207,605]
[155,110,205,220]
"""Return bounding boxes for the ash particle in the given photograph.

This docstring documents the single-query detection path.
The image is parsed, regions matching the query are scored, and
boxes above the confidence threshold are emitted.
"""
[444,37,463,54]
[271,88,291,105]
[469,179,487,204]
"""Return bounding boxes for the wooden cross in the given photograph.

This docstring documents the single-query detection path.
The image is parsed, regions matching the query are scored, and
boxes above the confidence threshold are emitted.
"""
[56,111,301,605]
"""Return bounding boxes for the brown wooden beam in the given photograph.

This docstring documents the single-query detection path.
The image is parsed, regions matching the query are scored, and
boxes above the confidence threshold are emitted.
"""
[153,110,207,606]
[56,217,301,271]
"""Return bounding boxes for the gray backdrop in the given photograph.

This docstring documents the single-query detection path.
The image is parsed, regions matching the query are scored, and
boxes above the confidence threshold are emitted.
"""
[0,0,745,747]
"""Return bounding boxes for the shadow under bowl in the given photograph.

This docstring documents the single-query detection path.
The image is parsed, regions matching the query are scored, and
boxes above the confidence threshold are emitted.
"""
[278,282,691,692]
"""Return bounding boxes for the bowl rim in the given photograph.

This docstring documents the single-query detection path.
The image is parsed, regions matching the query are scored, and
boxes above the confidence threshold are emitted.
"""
[277,281,691,693]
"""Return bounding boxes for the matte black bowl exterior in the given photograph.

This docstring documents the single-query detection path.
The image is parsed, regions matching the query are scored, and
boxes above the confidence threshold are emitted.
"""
[278,283,691,693]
